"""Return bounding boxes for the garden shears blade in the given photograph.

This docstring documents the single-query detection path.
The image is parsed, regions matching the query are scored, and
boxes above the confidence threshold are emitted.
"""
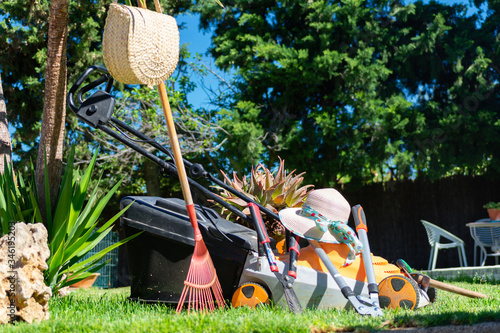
[309,239,383,317]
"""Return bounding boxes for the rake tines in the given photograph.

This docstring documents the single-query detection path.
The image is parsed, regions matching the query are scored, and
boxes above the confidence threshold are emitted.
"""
[176,237,225,313]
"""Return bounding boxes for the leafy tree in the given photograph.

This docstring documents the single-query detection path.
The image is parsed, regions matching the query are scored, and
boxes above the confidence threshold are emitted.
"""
[0,0,192,167]
[0,0,201,211]
[386,0,500,180]
[195,0,500,187]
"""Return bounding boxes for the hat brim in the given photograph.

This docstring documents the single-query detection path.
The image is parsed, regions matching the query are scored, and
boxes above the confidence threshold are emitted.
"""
[279,208,340,243]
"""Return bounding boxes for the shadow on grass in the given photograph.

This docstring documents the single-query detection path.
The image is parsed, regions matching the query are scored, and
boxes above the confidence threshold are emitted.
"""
[388,309,500,330]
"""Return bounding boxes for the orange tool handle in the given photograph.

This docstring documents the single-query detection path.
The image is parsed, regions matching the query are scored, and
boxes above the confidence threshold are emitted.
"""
[353,204,367,233]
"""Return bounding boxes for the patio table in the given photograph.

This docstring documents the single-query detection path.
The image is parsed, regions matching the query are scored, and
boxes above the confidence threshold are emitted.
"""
[465,221,500,266]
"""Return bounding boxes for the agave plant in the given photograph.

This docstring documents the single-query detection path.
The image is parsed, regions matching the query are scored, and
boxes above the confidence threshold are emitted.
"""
[0,147,141,293]
[42,146,142,293]
[0,158,41,234]
[217,157,314,237]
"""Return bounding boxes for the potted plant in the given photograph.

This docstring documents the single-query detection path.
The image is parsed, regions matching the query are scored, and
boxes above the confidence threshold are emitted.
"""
[69,273,100,289]
[483,202,500,221]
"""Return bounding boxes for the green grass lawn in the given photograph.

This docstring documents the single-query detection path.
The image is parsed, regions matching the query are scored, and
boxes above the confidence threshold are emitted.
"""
[1,278,499,333]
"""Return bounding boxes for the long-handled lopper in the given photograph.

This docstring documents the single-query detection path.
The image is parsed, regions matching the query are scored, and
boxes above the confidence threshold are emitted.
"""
[249,203,303,313]
[352,205,381,308]
[308,239,383,316]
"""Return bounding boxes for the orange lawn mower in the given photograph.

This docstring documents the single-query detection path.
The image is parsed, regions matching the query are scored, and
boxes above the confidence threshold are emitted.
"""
[68,65,440,315]
[78,0,489,315]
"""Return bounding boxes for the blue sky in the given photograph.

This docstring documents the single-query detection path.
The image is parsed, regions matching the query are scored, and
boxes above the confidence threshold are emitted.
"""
[177,13,212,57]
[176,13,223,110]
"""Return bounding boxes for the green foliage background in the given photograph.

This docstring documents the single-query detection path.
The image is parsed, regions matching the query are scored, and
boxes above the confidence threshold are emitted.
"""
[195,0,500,187]
[1,0,499,197]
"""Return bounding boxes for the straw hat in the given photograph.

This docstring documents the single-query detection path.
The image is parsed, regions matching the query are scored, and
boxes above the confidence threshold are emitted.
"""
[279,188,351,243]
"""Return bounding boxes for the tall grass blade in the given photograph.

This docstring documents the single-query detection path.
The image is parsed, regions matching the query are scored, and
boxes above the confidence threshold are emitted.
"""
[12,188,26,221]
[64,202,131,262]
[43,150,53,232]
[61,259,111,289]
[66,183,101,243]
[68,149,98,232]
[46,239,67,288]
[78,180,123,232]
[29,186,43,223]
[51,148,75,241]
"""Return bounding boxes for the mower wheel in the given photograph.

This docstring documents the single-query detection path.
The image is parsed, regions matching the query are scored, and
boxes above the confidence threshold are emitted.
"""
[378,275,420,310]
[231,282,270,308]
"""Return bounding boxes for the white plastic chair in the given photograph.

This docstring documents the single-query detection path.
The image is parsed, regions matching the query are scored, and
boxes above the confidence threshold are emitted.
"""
[421,220,468,271]
[469,218,500,266]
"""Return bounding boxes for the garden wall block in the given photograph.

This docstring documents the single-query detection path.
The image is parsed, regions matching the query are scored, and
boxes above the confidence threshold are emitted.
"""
[0,222,52,324]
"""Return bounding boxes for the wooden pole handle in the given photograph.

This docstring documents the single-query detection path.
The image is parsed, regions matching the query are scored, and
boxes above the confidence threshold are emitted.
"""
[415,274,488,299]
[157,83,193,206]
[428,278,488,299]
[136,0,199,232]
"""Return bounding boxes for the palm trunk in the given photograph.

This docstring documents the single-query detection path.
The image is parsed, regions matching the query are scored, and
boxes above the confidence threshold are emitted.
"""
[0,73,12,173]
[35,0,69,221]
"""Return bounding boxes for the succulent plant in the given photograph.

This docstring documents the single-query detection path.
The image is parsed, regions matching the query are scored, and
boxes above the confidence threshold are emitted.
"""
[216,157,314,237]
[483,202,500,209]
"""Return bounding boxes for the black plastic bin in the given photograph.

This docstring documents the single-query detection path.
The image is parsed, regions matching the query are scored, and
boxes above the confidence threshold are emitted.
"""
[120,196,258,304]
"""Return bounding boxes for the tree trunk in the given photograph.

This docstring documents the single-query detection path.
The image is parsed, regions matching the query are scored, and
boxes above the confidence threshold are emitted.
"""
[0,73,12,173]
[35,0,69,221]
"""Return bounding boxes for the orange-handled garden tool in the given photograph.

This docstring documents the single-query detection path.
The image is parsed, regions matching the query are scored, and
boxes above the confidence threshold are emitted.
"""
[248,203,302,313]
[352,204,380,307]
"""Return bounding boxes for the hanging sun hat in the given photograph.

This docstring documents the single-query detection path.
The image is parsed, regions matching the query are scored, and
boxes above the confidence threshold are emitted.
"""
[279,188,363,266]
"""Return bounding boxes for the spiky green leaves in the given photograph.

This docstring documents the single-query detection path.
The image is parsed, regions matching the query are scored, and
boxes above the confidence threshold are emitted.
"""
[217,157,313,236]
[0,147,140,294]
[42,146,141,293]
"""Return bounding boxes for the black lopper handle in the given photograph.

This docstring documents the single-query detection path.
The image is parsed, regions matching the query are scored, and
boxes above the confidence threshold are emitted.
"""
[287,234,300,279]
[249,203,278,272]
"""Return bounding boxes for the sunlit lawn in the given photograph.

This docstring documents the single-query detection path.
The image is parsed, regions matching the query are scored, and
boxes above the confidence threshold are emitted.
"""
[1,278,499,333]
